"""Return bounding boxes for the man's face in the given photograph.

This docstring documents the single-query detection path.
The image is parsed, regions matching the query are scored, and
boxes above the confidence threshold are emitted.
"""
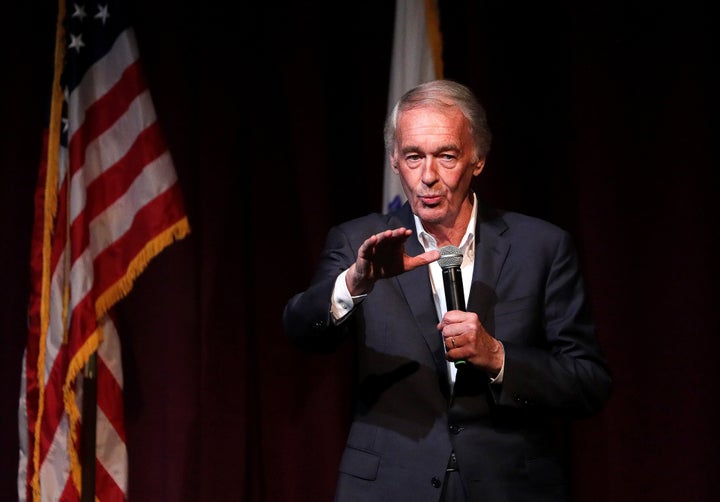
[392,105,484,229]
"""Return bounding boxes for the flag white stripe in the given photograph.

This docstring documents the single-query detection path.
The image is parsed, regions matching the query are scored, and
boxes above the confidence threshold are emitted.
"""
[58,144,69,192]
[45,249,70,382]
[88,151,176,254]
[38,412,71,502]
[69,89,158,222]
[97,314,123,388]
[96,410,126,488]
[88,89,158,172]
[96,408,128,492]
[68,28,140,137]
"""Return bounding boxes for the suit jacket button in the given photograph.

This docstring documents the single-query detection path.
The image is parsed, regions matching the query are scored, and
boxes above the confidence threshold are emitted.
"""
[513,393,529,405]
[431,477,442,488]
[449,424,462,434]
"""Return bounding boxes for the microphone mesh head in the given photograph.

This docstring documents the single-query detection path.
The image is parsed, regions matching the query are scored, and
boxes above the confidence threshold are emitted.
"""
[438,245,463,269]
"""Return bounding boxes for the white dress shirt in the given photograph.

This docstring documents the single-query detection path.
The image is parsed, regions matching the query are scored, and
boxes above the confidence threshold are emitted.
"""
[331,193,504,389]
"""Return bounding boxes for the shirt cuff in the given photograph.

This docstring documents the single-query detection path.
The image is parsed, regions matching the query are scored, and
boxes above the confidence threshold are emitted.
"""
[488,341,505,384]
[331,270,367,323]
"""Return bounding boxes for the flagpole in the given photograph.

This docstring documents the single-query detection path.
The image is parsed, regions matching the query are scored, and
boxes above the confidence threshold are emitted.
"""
[80,354,98,502]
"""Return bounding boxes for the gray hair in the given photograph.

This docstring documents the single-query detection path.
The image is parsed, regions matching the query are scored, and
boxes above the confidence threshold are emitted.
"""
[384,79,492,162]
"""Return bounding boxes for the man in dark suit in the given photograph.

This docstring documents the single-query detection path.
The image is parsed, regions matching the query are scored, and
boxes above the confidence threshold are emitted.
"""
[283,79,612,501]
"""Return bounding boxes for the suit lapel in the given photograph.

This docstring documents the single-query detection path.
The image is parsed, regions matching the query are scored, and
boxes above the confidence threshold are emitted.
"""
[467,206,509,330]
[391,206,450,387]
[389,203,511,389]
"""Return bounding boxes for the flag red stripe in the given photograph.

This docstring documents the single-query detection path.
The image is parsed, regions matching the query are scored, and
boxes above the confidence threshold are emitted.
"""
[65,295,100,354]
[83,121,168,223]
[68,61,146,178]
[58,463,78,502]
[95,457,126,502]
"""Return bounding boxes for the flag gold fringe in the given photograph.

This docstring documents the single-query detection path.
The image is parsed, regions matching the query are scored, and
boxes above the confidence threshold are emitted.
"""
[64,325,102,495]
[95,217,191,316]
[31,0,66,499]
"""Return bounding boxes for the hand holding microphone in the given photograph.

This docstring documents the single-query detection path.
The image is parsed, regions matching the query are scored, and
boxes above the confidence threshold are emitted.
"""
[439,245,467,366]
[438,245,505,373]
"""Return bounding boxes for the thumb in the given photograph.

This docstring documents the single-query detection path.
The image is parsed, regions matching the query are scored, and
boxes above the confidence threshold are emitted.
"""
[406,249,440,270]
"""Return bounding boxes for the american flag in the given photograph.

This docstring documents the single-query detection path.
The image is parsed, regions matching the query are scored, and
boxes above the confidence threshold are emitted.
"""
[18,1,190,501]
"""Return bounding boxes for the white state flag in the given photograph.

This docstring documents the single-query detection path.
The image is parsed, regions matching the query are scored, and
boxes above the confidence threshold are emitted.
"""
[382,0,443,213]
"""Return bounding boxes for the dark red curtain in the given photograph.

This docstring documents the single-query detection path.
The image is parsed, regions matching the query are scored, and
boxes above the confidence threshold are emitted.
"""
[1,1,715,501]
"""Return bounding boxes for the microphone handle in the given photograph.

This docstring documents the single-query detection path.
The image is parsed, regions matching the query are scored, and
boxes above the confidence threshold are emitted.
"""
[442,267,466,311]
[442,266,466,366]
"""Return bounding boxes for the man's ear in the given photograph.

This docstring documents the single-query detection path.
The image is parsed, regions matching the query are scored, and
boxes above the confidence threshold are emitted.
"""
[390,155,400,174]
[473,158,486,176]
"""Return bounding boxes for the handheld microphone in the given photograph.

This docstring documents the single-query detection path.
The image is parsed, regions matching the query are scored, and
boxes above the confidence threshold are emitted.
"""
[439,245,466,366]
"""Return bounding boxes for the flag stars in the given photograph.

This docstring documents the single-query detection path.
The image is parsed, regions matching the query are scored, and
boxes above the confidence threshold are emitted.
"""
[68,33,85,52]
[95,4,110,24]
[71,3,87,21]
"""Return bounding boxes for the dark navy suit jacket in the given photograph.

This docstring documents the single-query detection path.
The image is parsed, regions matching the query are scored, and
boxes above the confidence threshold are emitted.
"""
[284,200,612,502]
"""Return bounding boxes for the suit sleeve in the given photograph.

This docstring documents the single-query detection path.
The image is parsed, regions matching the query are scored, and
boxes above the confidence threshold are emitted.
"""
[283,224,359,352]
[491,230,612,418]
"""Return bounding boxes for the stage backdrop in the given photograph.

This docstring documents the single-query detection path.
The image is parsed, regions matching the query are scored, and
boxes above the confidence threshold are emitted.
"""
[1,1,715,501]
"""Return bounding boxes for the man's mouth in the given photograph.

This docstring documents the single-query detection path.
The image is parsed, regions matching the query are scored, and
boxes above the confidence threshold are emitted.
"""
[419,195,442,206]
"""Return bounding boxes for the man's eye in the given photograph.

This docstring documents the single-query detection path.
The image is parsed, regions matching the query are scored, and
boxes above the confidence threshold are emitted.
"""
[405,155,423,166]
